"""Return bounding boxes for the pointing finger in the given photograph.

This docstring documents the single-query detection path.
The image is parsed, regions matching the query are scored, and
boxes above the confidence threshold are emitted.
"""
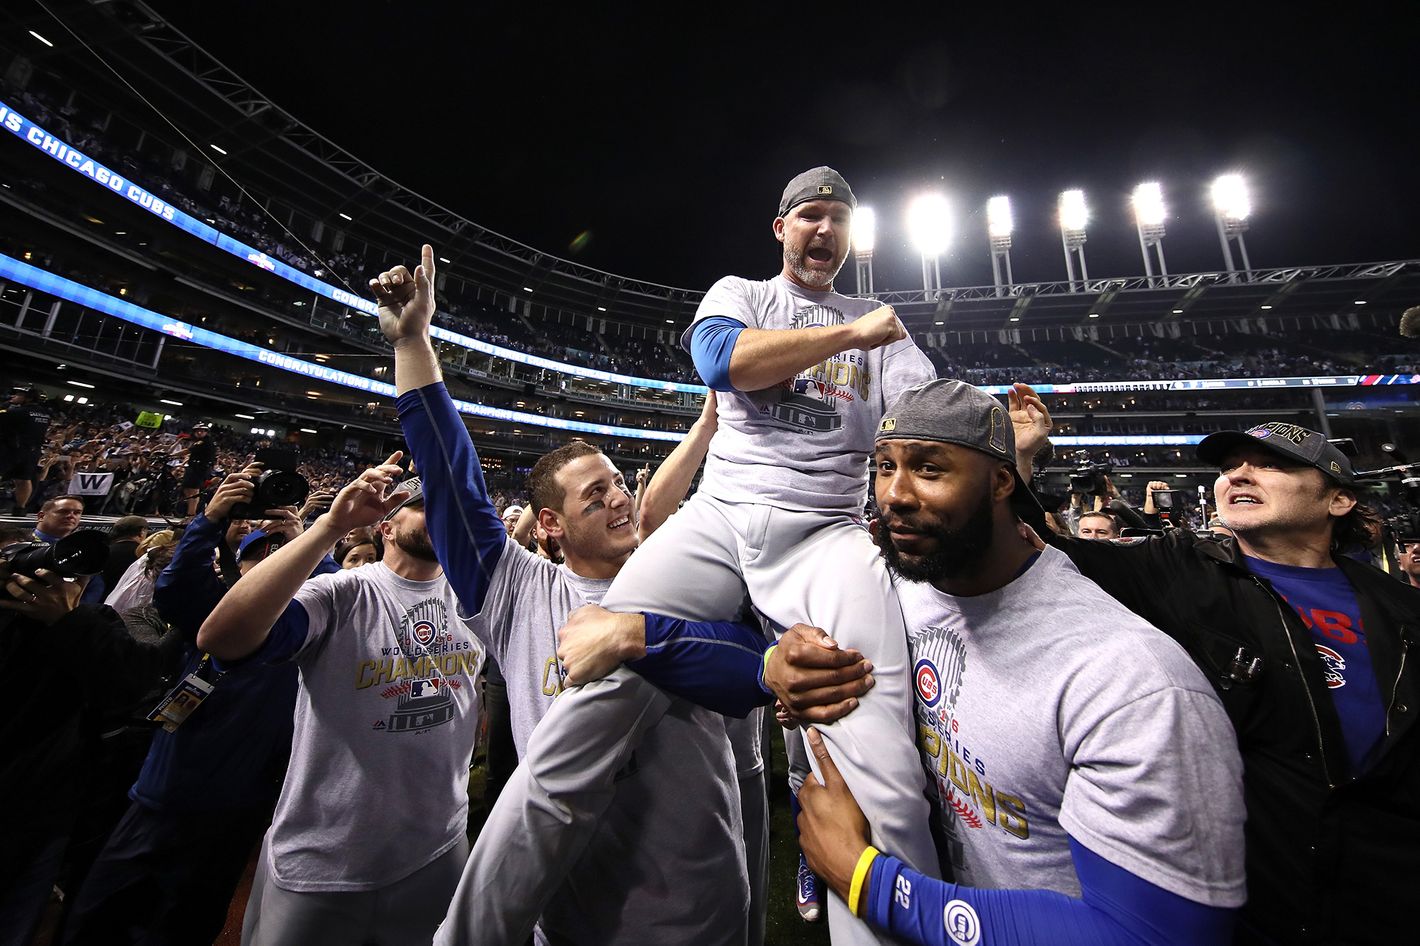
[421,244,436,284]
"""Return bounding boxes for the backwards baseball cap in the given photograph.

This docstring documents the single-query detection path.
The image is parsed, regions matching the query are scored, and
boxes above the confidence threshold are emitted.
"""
[876,379,1047,531]
[1196,422,1356,486]
[501,504,524,521]
[778,166,857,218]
[381,476,424,522]
[236,529,282,565]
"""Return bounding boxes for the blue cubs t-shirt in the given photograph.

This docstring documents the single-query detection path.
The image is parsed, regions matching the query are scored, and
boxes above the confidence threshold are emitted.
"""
[1245,555,1384,775]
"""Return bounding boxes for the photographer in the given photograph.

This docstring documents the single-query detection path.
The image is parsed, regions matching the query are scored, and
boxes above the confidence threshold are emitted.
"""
[1014,404,1420,946]
[0,567,170,946]
[61,464,330,946]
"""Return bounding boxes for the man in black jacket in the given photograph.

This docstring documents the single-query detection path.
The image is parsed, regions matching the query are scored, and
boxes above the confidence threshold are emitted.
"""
[1016,412,1419,945]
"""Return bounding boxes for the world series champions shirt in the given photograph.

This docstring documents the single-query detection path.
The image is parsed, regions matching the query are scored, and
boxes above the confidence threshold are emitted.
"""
[255,562,485,892]
[684,275,935,515]
[895,546,1247,908]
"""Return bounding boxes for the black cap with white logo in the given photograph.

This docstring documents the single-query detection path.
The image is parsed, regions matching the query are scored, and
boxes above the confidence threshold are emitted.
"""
[1196,422,1356,486]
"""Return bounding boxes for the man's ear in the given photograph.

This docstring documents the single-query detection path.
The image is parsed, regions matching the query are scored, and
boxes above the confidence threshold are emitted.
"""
[1328,487,1358,518]
[993,464,1017,504]
[539,507,566,540]
[772,216,786,244]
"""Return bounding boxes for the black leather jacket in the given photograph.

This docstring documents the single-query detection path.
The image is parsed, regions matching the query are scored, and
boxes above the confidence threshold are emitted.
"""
[1050,528,1419,945]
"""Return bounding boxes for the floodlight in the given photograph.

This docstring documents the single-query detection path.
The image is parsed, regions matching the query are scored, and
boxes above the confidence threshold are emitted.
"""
[1211,174,1254,278]
[986,196,1013,239]
[1059,189,1088,234]
[852,206,877,256]
[1132,182,1166,227]
[1211,174,1250,222]
[907,193,952,257]
[1058,189,1090,289]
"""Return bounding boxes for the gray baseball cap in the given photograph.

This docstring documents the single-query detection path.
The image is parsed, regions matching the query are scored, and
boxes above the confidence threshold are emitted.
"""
[778,166,857,217]
[876,379,1047,529]
[381,476,424,521]
[1197,422,1356,486]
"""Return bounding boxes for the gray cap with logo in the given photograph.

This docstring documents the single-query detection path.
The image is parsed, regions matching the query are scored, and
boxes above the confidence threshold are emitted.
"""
[876,379,1046,529]
[382,476,425,521]
[778,166,857,217]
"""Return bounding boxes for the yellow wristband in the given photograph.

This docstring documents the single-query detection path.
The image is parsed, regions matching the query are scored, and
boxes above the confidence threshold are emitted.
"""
[760,643,778,690]
[848,845,881,918]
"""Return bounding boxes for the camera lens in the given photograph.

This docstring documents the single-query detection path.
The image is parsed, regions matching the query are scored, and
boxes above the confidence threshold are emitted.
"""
[257,470,309,508]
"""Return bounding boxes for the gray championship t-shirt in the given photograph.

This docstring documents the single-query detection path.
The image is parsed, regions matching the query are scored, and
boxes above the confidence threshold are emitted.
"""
[897,546,1247,907]
[469,538,614,756]
[467,537,748,944]
[267,563,485,892]
[685,275,935,514]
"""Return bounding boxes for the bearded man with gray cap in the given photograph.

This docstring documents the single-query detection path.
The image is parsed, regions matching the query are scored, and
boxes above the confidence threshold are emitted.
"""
[198,463,486,946]
[773,379,1246,945]
[1000,412,1420,945]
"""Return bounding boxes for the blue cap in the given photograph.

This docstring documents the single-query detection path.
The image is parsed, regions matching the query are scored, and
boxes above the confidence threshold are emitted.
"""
[236,529,282,564]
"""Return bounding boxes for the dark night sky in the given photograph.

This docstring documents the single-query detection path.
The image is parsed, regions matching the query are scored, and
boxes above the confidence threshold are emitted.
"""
[142,3,1420,294]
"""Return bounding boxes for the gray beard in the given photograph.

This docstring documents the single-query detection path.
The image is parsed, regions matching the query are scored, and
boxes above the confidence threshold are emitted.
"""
[784,246,837,290]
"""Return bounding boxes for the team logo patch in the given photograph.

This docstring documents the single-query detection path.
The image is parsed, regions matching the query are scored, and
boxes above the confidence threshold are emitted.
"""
[1249,426,1272,440]
[943,900,981,946]
[915,659,941,707]
[817,184,833,195]
[988,407,1007,455]
[880,417,897,433]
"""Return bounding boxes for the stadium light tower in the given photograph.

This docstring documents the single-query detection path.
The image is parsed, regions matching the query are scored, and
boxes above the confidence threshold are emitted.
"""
[1211,173,1253,282]
[1131,181,1169,286]
[907,192,952,300]
[986,196,1014,297]
[852,206,876,295]
[1058,189,1089,292]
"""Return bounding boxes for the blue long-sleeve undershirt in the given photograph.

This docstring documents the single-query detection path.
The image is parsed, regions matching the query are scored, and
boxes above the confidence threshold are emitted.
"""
[396,382,511,617]
[689,317,745,391]
[863,836,1235,946]
[628,614,773,717]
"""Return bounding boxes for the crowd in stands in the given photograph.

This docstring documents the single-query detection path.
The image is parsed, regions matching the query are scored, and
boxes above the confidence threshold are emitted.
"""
[10,83,1418,392]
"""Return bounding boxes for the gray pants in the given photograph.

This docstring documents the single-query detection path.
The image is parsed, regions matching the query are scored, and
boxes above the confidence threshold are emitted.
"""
[242,833,469,946]
[739,767,769,946]
[601,496,936,946]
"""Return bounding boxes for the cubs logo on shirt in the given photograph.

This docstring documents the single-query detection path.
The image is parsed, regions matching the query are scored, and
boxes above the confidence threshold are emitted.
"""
[916,659,942,707]
[411,619,437,648]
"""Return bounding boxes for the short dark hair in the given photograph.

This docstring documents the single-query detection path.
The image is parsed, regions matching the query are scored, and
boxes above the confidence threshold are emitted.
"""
[40,494,84,513]
[110,515,149,541]
[527,442,602,519]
